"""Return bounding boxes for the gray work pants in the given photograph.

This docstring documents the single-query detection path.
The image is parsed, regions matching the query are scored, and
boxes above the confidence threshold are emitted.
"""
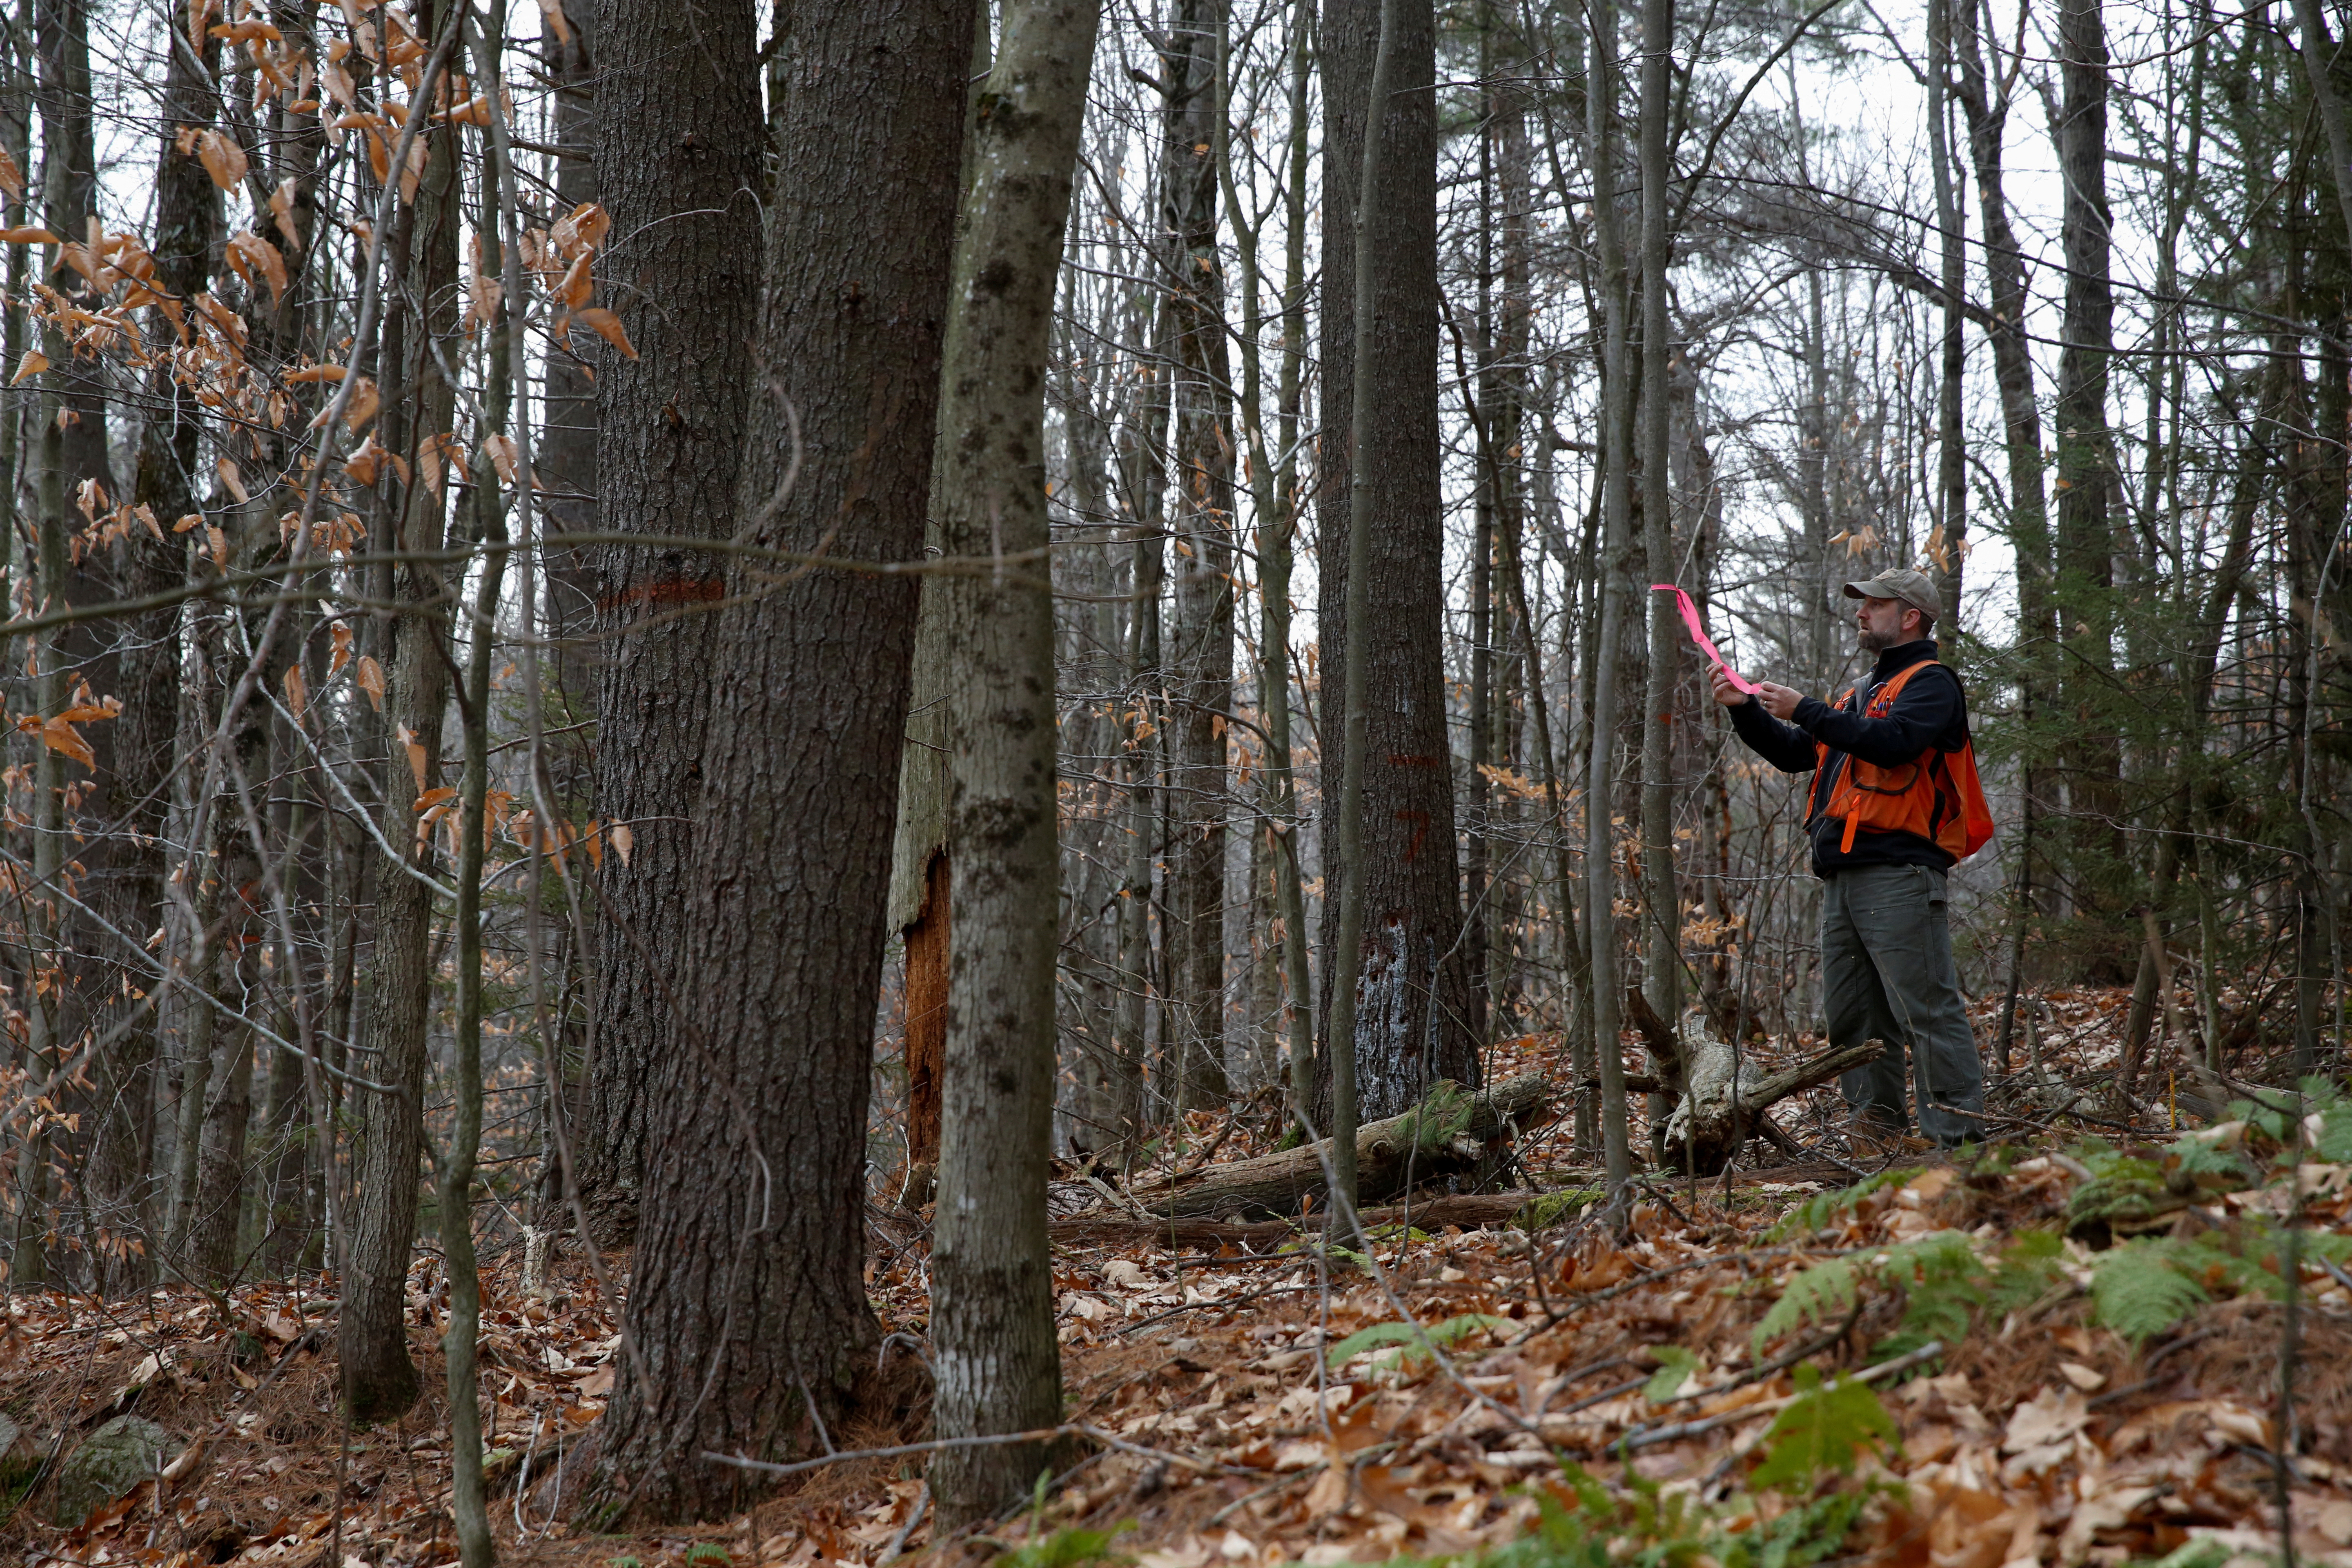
[1820,862,1984,1146]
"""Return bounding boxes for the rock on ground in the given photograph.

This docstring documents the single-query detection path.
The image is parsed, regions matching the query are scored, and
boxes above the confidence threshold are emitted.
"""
[49,1414,181,1527]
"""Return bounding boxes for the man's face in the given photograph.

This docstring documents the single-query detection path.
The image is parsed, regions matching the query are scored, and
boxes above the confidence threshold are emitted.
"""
[1855,595,1918,653]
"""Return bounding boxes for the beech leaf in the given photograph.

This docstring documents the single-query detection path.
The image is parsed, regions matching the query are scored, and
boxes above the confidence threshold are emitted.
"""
[575,306,637,359]
[356,655,385,712]
[196,129,249,192]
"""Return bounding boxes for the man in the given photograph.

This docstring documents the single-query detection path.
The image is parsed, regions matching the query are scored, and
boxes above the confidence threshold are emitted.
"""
[1711,568,1993,1149]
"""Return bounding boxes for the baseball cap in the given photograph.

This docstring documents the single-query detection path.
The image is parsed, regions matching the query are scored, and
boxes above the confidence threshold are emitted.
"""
[1842,568,1942,621]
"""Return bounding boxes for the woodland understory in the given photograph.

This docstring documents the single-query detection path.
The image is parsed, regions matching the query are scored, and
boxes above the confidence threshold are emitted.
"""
[0,0,2350,1554]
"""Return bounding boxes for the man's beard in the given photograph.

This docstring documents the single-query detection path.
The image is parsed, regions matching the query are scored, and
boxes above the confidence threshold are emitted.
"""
[1858,624,1895,653]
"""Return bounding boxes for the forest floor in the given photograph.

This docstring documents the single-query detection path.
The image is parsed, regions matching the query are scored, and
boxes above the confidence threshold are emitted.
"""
[9,987,2352,1568]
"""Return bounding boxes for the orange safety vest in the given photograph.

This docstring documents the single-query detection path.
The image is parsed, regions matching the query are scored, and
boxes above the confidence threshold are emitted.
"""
[1809,660,1996,862]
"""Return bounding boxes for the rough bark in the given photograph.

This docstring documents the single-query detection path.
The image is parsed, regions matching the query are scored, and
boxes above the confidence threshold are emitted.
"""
[1314,0,1475,1128]
[1582,0,1636,1187]
[891,4,990,1180]
[340,79,462,1426]
[1159,0,1236,1109]
[573,0,766,1240]
[576,0,969,1526]
[929,0,1101,1526]
[2053,0,2126,920]
[538,0,600,717]
[33,0,109,491]
[1126,1074,1556,1219]
[1636,0,1679,1047]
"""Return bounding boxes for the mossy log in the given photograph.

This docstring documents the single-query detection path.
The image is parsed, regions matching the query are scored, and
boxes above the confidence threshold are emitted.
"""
[1122,1074,1557,1221]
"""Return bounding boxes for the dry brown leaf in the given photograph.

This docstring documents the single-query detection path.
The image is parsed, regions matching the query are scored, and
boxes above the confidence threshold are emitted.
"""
[575,306,636,359]
[270,177,302,250]
[0,226,58,246]
[226,229,289,306]
[216,457,249,504]
[341,376,380,432]
[463,234,502,336]
[549,200,609,257]
[206,524,228,569]
[196,129,249,191]
[398,722,427,793]
[481,432,519,484]
[328,620,352,676]
[553,249,593,309]
[356,654,385,712]
[343,436,384,488]
[0,146,22,200]
[24,714,95,768]
[282,662,307,722]
[10,349,46,385]
[608,821,634,867]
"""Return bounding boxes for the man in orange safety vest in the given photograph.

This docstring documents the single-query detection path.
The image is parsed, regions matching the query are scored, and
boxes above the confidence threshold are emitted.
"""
[1711,568,1994,1151]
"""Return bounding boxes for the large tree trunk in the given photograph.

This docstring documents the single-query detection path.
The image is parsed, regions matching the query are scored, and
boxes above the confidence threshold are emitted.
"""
[889,5,991,1184]
[1581,0,1636,1187]
[929,0,1101,1527]
[538,0,600,716]
[572,0,767,1241]
[576,0,969,1526]
[1315,0,1474,1127]
[340,67,463,1425]
[1635,0,1679,1047]
[1159,0,1236,1110]
[2053,0,2126,934]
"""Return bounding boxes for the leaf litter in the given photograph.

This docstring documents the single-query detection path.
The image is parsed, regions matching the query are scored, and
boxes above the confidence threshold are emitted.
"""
[10,1001,2352,1568]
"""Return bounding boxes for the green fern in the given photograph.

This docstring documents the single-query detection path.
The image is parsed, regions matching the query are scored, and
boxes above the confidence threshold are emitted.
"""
[2088,1239,2211,1345]
[1751,1256,1861,1356]
[1873,1231,1982,1356]
[2167,1136,2252,1189]
[1324,1311,1506,1372]
[1747,1366,1898,1491]
[1770,1169,1915,1240]
[1980,1228,2066,1319]
[1753,1232,1983,1359]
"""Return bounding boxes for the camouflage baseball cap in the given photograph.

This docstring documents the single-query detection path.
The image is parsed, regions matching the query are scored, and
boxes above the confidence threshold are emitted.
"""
[1842,567,1942,621]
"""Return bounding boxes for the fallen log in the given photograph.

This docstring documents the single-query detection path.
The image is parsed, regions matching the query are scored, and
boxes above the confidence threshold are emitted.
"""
[1118,1074,1558,1221]
[1661,1019,1884,1176]
[1048,1187,1584,1249]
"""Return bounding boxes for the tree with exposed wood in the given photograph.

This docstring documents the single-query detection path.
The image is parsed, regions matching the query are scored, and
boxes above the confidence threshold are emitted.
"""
[1315,0,1474,1135]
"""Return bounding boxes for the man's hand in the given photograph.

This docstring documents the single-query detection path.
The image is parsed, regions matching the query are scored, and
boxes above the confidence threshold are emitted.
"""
[1753,681,1805,721]
[1709,668,1752,708]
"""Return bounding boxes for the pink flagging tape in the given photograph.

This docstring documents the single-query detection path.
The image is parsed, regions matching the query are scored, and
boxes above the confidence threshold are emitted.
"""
[1649,584,1758,694]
